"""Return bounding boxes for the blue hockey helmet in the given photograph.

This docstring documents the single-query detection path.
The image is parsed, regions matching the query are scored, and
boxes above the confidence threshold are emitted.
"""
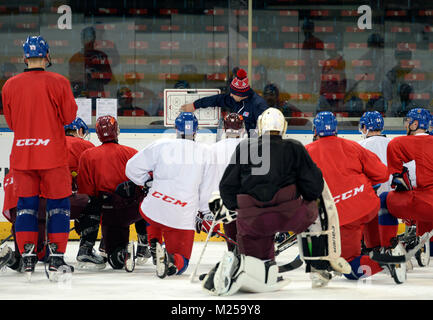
[404,108,430,130]
[313,111,337,137]
[175,112,198,136]
[23,36,49,59]
[359,111,384,132]
[64,117,89,136]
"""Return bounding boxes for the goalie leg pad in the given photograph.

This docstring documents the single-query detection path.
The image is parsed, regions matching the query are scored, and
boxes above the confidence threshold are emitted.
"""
[210,253,291,296]
[298,180,351,275]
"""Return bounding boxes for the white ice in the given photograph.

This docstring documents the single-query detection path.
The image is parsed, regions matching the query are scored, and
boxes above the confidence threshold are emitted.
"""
[1,240,432,300]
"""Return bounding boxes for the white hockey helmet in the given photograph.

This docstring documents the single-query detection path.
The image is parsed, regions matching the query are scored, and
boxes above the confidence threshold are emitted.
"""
[257,107,287,136]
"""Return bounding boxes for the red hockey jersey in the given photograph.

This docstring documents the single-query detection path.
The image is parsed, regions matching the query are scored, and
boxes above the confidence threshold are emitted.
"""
[65,136,95,173]
[2,171,17,222]
[2,70,77,170]
[306,136,388,225]
[386,134,433,220]
[387,134,433,189]
[77,142,137,196]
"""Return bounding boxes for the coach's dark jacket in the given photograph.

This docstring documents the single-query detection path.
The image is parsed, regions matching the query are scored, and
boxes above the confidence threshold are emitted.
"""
[193,91,268,132]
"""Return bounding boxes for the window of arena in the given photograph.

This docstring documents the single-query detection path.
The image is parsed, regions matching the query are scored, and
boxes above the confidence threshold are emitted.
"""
[0,0,431,131]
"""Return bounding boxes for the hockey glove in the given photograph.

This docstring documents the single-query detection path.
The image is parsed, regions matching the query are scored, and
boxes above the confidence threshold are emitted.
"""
[195,211,220,235]
[208,195,237,224]
[391,166,413,192]
[115,180,137,198]
[143,177,153,195]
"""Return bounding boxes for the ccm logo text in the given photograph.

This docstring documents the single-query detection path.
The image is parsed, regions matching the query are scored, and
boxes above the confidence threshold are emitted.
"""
[333,184,364,204]
[16,138,50,146]
[151,191,188,207]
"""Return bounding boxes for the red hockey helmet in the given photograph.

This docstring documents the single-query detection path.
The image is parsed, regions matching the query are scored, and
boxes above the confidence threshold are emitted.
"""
[223,113,244,131]
[96,115,119,143]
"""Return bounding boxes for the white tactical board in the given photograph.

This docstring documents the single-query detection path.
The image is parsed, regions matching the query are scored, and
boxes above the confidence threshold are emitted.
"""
[164,89,221,127]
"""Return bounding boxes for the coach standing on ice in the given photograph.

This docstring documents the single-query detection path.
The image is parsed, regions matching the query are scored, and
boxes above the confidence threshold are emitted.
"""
[1,36,77,280]
[180,68,268,136]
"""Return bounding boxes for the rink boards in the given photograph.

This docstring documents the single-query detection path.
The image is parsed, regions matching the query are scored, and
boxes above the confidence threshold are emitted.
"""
[0,129,406,240]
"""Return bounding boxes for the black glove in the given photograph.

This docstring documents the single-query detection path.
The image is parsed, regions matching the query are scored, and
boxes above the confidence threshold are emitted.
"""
[209,196,237,224]
[391,166,413,192]
[115,180,137,198]
[143,177,153,195]
[74,196,101,236]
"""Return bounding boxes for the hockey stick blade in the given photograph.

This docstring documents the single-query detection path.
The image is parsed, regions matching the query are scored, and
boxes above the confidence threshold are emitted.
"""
[369,251,406,264]
[278,256,303,273]
[371,231,433,264]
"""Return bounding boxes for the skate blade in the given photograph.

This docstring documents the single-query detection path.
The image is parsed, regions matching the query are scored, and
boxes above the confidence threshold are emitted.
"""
[25,271,33,282]
[77,261,106,271]
[311,273,331,288]
[125,242,135,273]
[136,257,149,266]
[48,266,73,282]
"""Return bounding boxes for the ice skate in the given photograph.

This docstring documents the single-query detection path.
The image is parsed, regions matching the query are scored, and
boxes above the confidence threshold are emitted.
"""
[155,242,168,278]
[47,243,74,282]
[154,242,176,278]
[150,238,157,265]
[380,243,407,284]
[124,242,135,272]
[415,241,430,267]
[310,268,332,288]
[0,245,13,270]
[76,242,106,271]
[213,251,240,295]
[22,243,37,281]
[136,234,151,265]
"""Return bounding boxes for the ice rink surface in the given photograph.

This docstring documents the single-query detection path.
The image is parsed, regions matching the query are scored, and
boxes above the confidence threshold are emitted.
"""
[1,240,433,302]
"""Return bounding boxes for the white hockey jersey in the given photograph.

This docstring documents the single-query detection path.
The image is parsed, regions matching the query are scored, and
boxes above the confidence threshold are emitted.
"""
[358,135,417,193]
[125,138,215,230]
[358,135,393,194]
[211,137,243,192]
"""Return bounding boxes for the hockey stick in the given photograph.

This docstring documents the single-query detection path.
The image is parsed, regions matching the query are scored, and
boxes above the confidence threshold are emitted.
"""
[370,230,433,264]
[189,217,219,283]
[214,230,303,273]
[0,233,13,246]
[278,255,303,273]
[214,230,238,246]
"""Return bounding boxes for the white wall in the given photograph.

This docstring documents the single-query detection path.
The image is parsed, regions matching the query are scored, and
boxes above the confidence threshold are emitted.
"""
[0,131,403,221]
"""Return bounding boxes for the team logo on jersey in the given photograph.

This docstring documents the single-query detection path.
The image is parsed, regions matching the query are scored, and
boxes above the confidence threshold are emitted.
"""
[16,138,50,147]
[242,112,249,117]
[151,191,188,207]
[333,184,364,204]
[4,177,13,188]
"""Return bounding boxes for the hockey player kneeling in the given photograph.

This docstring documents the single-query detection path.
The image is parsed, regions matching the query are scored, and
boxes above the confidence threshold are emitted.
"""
[77,116,148,272]
[201,108,351,296]
[125,112,215,279]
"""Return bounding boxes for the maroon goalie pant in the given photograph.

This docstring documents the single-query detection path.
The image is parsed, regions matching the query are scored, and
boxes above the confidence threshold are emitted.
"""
[235,184,318,261]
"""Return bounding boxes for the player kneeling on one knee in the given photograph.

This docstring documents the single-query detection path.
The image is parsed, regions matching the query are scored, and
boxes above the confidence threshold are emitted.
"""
[125,112,215,279]
[201,108,351,296]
